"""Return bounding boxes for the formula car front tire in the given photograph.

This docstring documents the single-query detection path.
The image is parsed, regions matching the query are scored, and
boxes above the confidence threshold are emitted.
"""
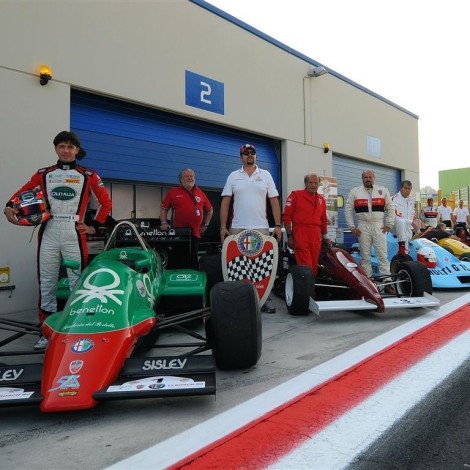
[396,261,432,296]
[285,265,315,315]
[208,281,261,370]
[390,254,413,275]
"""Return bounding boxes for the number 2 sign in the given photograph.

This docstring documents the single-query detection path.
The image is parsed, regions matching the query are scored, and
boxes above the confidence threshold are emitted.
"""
[185,70,224,115]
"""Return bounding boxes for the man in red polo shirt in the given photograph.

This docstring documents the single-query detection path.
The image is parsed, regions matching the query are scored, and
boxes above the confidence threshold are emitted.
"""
[282,173,330,276]
[160,168,213,268]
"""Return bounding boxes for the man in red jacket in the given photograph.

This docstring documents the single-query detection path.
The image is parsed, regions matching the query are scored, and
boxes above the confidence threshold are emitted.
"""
[160,168,213,268]
[4,131,112,350]
[282,173,331,276]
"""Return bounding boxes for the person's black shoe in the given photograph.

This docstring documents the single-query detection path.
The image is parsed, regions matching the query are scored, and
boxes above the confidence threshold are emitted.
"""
[261,300,276,313]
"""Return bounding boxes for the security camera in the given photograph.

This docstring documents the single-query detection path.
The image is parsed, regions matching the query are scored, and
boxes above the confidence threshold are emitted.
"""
[308,65,328,77]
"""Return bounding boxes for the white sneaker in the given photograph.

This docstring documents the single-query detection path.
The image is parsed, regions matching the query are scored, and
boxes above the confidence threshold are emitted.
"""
[34,336,48,350]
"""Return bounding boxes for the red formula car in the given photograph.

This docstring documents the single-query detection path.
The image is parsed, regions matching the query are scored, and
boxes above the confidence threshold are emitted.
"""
[275,244,440,316]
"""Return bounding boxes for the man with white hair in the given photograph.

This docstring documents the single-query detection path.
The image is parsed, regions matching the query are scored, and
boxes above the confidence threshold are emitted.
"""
[160,168,213,268]
[282,173,330,276]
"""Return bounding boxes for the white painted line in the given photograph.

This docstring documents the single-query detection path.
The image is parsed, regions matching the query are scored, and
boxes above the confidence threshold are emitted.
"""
[270,328,470,469]
[107,293,470,470]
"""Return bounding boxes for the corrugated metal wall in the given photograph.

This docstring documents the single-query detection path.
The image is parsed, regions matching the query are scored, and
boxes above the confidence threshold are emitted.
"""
[71,91,280,190]
[439,168,470,198]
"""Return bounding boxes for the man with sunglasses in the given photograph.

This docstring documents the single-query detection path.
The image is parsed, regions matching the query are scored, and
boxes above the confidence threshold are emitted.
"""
[220,144,282,313]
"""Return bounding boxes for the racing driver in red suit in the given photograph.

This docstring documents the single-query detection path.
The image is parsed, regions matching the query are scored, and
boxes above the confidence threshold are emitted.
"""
[4,131,112,349]
[282,173,330,276]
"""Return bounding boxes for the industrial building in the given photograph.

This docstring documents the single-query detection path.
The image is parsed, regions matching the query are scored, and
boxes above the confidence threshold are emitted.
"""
[0,0,420,313]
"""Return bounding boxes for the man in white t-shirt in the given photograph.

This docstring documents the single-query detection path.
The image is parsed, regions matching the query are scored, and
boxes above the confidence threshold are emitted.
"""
[220,144,282,241]
[452,199,470,225]
[437,197,453,228]
[220,143,282,313]
[452,199,470,238]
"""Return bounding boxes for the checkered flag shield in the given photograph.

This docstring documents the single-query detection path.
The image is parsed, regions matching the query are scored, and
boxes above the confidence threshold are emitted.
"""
[227,250,275,283]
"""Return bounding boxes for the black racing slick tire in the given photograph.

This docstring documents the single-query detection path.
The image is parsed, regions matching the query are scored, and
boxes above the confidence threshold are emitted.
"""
[208,281,261,370]
[459,252,470,262]
[199,253,224,294]
[285,265,315,315]
[395,261,432,297]
[390,254,413,275]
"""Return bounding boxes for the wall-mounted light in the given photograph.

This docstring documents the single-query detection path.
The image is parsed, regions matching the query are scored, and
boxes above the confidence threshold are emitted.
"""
[308,65,328,78]
[39,65,52,86]
[324,143,330,153]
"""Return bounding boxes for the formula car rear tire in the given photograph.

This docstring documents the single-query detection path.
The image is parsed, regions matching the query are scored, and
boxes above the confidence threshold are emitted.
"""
[390,254,413,275]
[285,265,315,315]
[208,281,261,370]
[396,261,432,296]
[199,253,224,300]
[459,252,470,262]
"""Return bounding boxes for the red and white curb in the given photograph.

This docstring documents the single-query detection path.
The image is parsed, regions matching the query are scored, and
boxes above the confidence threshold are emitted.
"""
[109,293,470,469]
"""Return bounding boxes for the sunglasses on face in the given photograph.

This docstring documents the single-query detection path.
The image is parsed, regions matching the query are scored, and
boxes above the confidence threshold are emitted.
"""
[242,151,256,156]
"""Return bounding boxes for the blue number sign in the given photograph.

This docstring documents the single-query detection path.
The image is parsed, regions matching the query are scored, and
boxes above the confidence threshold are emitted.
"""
[185,70,224,115]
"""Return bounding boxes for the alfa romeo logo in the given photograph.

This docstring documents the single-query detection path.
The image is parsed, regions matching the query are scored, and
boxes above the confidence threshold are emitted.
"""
[237,230,264,257]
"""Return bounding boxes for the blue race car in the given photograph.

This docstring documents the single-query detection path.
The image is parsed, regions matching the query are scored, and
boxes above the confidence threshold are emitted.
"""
[351,232,470,289]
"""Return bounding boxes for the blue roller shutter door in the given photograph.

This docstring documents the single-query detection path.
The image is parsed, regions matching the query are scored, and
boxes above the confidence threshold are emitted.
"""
[70,90,280,189]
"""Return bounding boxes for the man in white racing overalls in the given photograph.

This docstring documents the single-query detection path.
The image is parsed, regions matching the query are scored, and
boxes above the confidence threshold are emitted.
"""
[4,131,112,350]
[391,180,418,256]
[419,197,438,229]
[345,169,395,282]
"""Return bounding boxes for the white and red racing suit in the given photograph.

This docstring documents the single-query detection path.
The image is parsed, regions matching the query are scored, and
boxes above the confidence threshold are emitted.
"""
[391,191,416,246]
[6,160,112,321]
[419,205,438,228]
[345,185,395,277]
